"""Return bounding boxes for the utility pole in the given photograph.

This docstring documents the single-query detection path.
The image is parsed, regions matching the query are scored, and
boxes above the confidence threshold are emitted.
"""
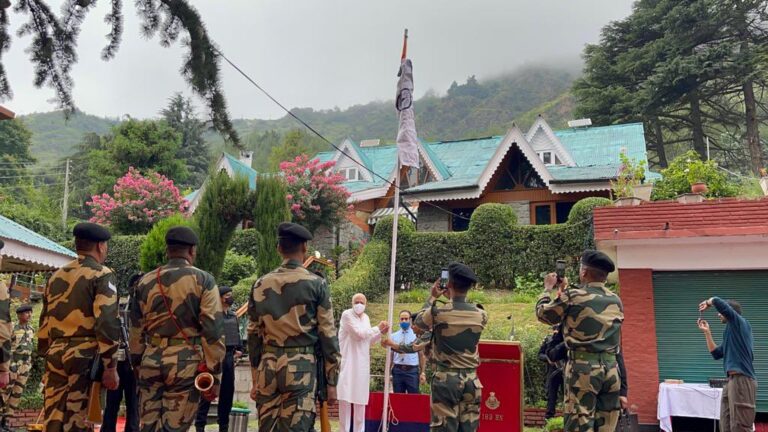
[62,159,70,229]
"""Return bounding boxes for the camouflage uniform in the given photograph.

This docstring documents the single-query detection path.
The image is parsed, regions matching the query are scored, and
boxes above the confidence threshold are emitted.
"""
[414,298,487,432]
[128,258,225,432]
[0,280,10,377]
[38,255,121,431]
[0,322,35,417]
[395,330,433,357]
[536,282,624,432]
[248,258,341,432]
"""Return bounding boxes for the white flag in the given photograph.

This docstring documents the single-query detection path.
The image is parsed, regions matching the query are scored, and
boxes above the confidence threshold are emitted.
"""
[396,59,420,168]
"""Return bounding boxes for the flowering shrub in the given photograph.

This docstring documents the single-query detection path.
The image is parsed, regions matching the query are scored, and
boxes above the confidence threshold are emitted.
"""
[88,167,189,234]
[279,154,352,234]
[651,151,739,200]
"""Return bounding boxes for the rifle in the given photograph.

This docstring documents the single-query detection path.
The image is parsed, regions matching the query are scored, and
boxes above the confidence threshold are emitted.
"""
[86,354,103,424]
[315,343,331,432]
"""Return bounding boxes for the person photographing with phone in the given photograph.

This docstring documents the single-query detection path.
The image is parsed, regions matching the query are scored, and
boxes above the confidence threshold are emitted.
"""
[697,297,756,432]
[536,250,624,432]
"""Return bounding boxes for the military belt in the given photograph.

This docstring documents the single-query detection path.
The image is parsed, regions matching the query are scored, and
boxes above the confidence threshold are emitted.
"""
[149,336,201,347]
[262,345,314,355]
[568,351,616,362]
[434,364,476,373]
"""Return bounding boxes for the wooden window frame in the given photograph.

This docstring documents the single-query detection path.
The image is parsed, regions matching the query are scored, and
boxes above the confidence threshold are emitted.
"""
[531,202,556,225]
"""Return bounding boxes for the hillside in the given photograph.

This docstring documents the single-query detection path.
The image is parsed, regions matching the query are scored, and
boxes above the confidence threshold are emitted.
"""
[21,65,578,169]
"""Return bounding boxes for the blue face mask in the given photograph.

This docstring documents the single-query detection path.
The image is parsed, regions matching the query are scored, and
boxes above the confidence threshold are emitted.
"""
[400,322,410,331]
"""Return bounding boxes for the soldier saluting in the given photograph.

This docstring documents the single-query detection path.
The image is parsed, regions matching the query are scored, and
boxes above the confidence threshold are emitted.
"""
[129,226,225,431]
[248,222,341,432]
[536,250,624,432]
[38,223,121,431]
[413,262,488,432]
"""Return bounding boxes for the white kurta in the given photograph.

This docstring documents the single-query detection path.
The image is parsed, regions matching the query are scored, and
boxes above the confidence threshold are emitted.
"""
[337,308,381,405]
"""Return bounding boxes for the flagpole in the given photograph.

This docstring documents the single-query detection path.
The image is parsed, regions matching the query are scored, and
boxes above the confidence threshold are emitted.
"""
[382,28,408,432]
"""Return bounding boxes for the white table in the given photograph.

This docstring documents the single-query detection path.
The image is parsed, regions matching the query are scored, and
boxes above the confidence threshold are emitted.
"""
[657,383,722,432]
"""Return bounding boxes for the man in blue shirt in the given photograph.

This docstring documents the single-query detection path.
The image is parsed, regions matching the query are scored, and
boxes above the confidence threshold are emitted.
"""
[698,297,756,432]
[389,310,425,393]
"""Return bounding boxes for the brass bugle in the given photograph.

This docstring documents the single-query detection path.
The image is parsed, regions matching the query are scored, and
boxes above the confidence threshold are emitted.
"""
[195,372,214,393]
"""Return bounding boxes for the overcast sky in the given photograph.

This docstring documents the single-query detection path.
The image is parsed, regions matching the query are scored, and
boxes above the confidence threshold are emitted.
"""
[3,0,634,120]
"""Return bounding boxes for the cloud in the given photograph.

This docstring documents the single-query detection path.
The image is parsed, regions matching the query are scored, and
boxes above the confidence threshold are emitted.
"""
[3,0,633,119]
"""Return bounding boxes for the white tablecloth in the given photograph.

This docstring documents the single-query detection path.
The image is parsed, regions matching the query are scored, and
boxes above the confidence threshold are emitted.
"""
[657,383,722,432]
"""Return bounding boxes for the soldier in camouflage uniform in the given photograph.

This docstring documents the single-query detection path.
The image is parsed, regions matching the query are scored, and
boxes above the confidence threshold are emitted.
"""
[0,304,35,430]
[0,240,14,395]
[38,223,121,432]
[248,222,341,432]
[413,262,487,432]
[129,227,225,432]
[536,250,624,432]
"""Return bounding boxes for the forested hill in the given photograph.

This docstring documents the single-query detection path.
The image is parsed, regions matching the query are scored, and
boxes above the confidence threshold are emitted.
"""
[20,65,579,168]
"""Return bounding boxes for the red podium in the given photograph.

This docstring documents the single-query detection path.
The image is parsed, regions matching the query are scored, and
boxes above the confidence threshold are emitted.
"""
[477,341,524,432]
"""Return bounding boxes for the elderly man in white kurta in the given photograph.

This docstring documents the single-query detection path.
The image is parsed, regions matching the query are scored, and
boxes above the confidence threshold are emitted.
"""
[337,293,389,432]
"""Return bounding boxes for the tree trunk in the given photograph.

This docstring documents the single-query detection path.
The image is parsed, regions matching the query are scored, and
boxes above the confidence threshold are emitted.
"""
[743,79,763,174]
[689,90,707,159]
[651,117,668,168]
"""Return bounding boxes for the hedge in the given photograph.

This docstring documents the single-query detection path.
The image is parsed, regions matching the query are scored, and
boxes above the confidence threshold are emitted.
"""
[104,235,145,296]
[220,251,258,287]
[140,214,195,272]
[230,229,261,261]
[333,197,612,296]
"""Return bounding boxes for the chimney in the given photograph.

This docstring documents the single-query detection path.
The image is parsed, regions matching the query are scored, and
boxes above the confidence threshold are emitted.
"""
[239,150,254,168]
[359,139,381,148]
[567,118,592,128]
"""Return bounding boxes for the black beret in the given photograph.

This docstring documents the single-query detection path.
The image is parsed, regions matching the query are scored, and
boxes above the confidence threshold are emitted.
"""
[581,249,615,274]
[128,273,144,288]
[448,262,477,285]
[165,226,199,246]
[277,222,313,242]
[16,304,32,314]
[218,285,232,296]
[73,222,111,242]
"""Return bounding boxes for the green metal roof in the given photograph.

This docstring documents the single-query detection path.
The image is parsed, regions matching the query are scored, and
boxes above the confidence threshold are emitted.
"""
[223,153,258,189]
[548,164,621,182]
[0,215,76,258]
[184,189,199,202]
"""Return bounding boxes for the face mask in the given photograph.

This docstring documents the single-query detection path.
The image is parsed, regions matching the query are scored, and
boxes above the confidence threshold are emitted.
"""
[224,297,234,306]
[400,322,410,331]
[353,303,366,315]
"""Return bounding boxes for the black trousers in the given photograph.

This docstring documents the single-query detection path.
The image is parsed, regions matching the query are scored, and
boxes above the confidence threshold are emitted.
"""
[102,360,139,432]
[195,350,236,429]
[545,367,564,419]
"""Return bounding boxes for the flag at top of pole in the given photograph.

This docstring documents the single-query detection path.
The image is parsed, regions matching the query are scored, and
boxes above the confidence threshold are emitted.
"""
[396,29,420,168]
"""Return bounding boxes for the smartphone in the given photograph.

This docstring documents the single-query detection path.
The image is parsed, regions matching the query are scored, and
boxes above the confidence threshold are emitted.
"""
[440,268,449,290]
[555,260,567,282]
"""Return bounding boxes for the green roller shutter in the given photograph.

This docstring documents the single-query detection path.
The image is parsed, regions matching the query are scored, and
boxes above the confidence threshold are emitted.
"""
[653,271,768,411]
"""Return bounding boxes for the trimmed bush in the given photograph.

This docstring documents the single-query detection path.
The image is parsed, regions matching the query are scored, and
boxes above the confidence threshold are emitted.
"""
[333,198,607,292]
[220,251,258,287]
[230,229,261,261]
[252,174,291,275]
[139,214,195,272]
[105,235,145,295]
[232,274,258,310]
[331,240,391,312]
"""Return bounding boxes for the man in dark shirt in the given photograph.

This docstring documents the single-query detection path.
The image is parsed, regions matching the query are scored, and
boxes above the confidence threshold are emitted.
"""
[538,325,564,420]
[698,297,756,432]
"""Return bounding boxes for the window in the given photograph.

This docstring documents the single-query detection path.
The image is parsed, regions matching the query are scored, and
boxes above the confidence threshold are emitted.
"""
[532,201,577,225]
[538,151,553,165]
[338,167,360,181]
[451,208,475,231]
[495,149,546,191]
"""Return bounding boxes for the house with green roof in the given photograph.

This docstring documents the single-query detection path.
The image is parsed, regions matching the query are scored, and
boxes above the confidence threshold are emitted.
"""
[315,116,658,233]
[186,151,257,213]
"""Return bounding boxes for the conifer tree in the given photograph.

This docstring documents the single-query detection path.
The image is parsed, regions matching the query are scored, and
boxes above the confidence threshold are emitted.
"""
[251,174,290,275]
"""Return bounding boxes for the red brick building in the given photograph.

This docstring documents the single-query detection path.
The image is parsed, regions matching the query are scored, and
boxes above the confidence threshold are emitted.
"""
[593,197,768,428]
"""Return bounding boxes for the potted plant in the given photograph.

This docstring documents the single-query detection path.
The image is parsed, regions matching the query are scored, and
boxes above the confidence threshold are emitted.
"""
[545,416,565,432]
[686,162,709,194]
[612,153,648,206]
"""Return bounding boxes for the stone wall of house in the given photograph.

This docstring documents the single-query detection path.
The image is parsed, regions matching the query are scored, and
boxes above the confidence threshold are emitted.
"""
[506,201,531,225]
[313,220,370,261]
[417,206,451,232]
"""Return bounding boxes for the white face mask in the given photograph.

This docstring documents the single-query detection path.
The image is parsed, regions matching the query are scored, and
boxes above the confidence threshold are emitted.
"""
[353,303,366,315]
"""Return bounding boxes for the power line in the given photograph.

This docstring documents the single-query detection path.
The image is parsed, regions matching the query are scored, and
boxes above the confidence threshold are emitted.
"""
[214,48,472,221]
[0,172,66,179]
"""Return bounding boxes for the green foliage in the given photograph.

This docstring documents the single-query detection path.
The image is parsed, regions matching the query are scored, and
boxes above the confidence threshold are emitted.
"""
[232,274,258,309]
[230,229,261,261]
[0,119,35,183]
[652,151,740,200]
[162,93,210,189]
[611,152,647,198]
[252,174,291,275]
[331,240,391,311]
[372,216,416,242]
[0,189,66,242]
[195,171,252,278]
[515,325,550,406]
[106,235,145,296]
[221,251,258,287]
[21,110,116,166]
[139,214,194,272]
[267,129,326,172]
[87,119,187,194]
[335,198,603,295]
[232,400,249,410]
[546,416,565,431]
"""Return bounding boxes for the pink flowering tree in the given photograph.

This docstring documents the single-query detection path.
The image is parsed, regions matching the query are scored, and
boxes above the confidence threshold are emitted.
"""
[88,167,189,234]
[280,154,352,234]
